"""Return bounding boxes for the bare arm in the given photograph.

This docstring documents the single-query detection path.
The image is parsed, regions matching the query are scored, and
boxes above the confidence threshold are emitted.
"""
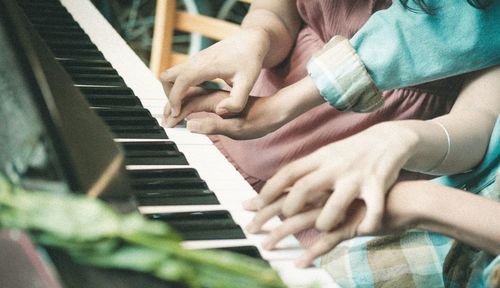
[396,66,500,174]
[243,0,301,68]
[388,180,500,255]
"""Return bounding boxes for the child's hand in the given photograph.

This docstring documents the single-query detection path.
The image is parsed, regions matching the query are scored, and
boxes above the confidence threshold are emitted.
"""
[164,77,324,140]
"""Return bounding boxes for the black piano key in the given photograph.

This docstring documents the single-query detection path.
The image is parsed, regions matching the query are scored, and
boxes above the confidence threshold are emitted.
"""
[45,39,97,50]
[70,74,126,86]
[63,65,118,75]
[102,118,158,126]
[79,86,136,97]
[51,47,106,60]
[122,142,188,166]
[93,107,155,118]
[107,126,168,139]
[128,168,201,181]
[22,8,71,19]
[93,108,160,125]
[19,2,66,10]
[132,178,209,190]
[36,28,86,38]
[86,95,142,108]
[20,7,69,18]
[128,169,219,205]
[148,211,246,241]
[136,191,219,206]
[27,16,77,26]
[79,87,142,107]
[132,170,219,206]
[215,246,265,261]
[92,108,167,139]
[58,58,114,69]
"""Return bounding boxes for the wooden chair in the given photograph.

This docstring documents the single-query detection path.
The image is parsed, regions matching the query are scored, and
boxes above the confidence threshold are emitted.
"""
[149,0,251,78]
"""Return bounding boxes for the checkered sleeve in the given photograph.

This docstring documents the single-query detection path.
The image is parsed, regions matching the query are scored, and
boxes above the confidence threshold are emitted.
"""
[307,36,383,113]
[320,231,453,287]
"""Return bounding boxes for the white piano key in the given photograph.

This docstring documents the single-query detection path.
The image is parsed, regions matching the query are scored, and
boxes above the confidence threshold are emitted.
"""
[163,128,214,145]
[139,205,224,214]
[126,164,193,170]
[182,239,253,250]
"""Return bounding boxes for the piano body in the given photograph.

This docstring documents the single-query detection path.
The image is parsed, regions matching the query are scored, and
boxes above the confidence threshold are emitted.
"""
[0,0,337,287]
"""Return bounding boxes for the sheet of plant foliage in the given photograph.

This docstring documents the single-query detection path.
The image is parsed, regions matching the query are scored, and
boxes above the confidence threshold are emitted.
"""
[0,176,285,288]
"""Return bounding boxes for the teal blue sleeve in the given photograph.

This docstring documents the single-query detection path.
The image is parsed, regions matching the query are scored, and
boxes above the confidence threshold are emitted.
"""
[351,0,500,90]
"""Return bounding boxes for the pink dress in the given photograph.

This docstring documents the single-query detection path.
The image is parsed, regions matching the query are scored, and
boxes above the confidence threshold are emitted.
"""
[212,0,465,193]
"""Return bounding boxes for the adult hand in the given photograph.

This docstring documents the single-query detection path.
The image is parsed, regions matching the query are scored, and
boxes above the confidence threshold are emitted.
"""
[161,28,270,117]
[244,122,419,234]
[163,77,324,140]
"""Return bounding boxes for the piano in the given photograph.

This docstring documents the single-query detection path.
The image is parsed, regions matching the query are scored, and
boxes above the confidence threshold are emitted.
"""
[0,0,337,286]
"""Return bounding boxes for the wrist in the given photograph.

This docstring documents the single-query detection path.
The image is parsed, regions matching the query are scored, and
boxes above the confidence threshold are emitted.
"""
[367,122,420,161]
[240,25,271,47]
[282,77,323,121]
[411,181,447,231]
[239,26,271,60]
[242,9,294,67]
[385,180,431,230]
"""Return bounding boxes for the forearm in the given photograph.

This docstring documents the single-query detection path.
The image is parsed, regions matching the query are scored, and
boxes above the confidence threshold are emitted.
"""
[364,115,493,176]
[242,0,301,68]
[388,181,500,255]
[371,67,500,175]
[387,115,494,175]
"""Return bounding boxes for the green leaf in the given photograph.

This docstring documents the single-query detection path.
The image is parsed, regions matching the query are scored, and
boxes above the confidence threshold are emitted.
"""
[0,176,286,288]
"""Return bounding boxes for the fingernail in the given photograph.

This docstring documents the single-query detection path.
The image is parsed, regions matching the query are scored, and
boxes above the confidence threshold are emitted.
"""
[171,108,177,117]
[295,255,310,268]
[186,120,201,133]
[245,222,258,233]
[165,118,176,128]
[245,197,264,210]
[262,238,273,250]
[216,107,229,115]
[242,198,258,210]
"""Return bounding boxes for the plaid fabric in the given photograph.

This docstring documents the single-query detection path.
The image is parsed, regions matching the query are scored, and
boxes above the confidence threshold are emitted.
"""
[442,116,500,287]
[307,36,383,113]
[320,231,452,287]
[443,171,499,288]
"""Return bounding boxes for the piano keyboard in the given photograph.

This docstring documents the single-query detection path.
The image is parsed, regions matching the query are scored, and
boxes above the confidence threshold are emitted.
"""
[19,0,337,286]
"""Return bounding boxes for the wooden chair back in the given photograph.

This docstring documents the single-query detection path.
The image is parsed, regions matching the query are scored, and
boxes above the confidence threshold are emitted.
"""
[150,0,251,77]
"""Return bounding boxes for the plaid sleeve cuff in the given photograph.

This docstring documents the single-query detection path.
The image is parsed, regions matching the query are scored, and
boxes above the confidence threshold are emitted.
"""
[307,36,383,112]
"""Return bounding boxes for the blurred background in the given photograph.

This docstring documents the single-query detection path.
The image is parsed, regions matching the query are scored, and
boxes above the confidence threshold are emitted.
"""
[90,0,250,64]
